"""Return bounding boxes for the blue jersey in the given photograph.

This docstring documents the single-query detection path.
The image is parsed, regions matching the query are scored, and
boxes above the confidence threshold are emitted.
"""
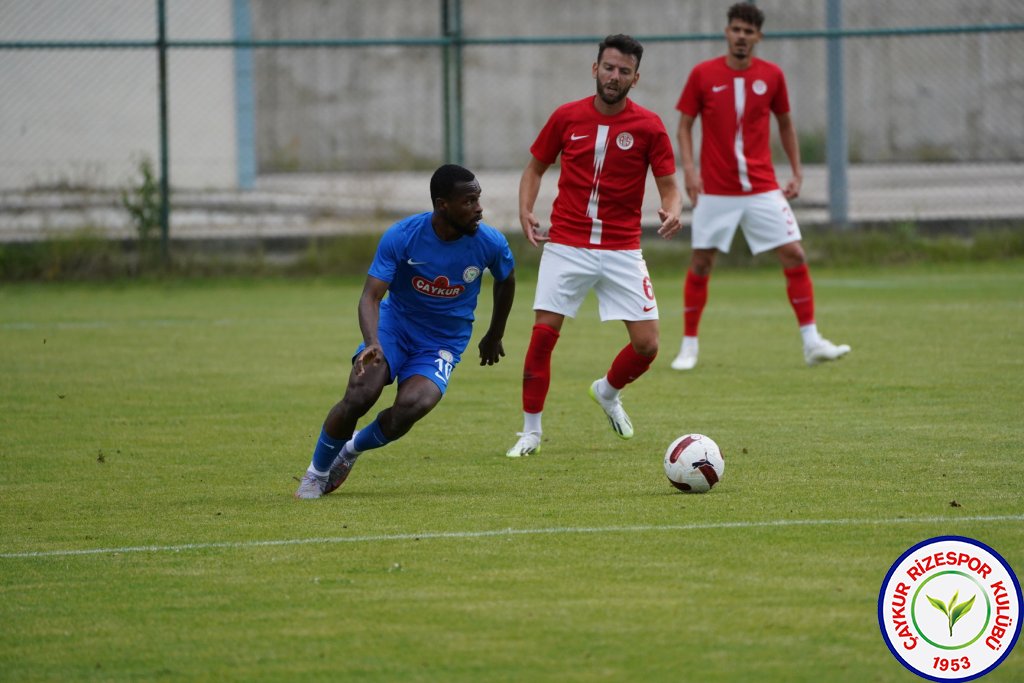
[368,212,515,354]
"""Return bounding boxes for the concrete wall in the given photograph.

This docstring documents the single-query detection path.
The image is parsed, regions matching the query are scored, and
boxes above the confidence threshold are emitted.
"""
[253,0,1024,172]
[0,0,238,190]
[1,0,1021,190]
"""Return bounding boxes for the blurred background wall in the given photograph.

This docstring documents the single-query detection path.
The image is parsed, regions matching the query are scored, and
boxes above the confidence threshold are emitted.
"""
[0,0,1021,239]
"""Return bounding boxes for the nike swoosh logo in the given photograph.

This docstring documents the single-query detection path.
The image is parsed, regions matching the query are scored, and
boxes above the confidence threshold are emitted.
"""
[712,85,728,92]
[570,133,589,141]
[407,258,427,266]
[643,305,656,312]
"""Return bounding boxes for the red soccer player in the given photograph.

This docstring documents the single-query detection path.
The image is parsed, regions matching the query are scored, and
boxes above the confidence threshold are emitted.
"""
[669,2,850,371]
[506,34,682,457]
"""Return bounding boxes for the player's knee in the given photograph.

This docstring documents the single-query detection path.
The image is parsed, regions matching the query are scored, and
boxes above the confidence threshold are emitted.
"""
[777,242,806,268]
[339,391,375,418]
[633,338,659,358]
[690,251,715,275]
[393,393,438,425]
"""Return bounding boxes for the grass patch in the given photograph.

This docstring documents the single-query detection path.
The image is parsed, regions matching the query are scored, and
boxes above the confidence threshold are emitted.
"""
[1,263,1022,681]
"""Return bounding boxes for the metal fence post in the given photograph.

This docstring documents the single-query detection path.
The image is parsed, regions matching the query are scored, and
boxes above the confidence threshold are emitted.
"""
[233,0,256,190]
[826,0,849,227]
[156,0,171,261]
[441,0,464,165]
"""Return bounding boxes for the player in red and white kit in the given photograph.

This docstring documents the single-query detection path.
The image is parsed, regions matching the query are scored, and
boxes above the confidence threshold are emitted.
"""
[506,34,682,458]
[669,2,850,371]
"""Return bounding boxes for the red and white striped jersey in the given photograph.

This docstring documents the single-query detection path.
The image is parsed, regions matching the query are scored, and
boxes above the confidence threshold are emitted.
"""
[676,56,790,195]
[530,97,676,250]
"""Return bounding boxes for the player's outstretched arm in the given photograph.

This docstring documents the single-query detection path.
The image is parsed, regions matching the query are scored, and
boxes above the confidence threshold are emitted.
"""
[354,275,389,376]
[654,174,683,239]
[776,112,803,199]
[478,271,516,366]
[676,114,702,207]
[519,158,551,247]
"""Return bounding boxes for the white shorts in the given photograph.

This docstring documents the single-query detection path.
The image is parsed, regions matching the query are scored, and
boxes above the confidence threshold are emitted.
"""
[691,190,801,255]
[534,242,658,321]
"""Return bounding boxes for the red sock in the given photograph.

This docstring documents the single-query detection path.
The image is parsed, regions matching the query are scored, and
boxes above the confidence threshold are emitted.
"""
[522,324,560,413]
[607,344,657,390]
[683,270,710,337]
[784,263,815,326]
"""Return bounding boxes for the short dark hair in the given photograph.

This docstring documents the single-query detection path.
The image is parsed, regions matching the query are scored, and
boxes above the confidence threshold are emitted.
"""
[597,34,643,68]
[430,164,476,203]
[728,2,765,29]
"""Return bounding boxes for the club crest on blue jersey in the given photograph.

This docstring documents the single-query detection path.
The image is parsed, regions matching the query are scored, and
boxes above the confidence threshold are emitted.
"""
[463,266,481,283]
[413,275,465,298]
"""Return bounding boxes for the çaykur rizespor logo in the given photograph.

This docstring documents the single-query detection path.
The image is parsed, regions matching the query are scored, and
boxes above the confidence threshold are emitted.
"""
[412,275,465,298]
[879,536,1020,681]
[411,268,481,298]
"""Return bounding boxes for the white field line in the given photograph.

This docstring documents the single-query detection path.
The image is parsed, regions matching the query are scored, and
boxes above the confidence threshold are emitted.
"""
[2,514,1022,560]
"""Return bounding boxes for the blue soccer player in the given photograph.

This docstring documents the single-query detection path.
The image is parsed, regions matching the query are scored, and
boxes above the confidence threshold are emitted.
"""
[295,164,516,499]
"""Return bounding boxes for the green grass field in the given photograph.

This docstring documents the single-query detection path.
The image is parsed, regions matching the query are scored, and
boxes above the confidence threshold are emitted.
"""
[1,262,1022,682]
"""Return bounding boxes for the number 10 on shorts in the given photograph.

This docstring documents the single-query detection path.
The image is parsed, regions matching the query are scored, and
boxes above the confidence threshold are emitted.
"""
[434,350,455,387]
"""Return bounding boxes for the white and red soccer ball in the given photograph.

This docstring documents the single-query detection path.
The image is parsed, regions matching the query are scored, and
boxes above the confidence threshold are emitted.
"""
[663,434,725,493]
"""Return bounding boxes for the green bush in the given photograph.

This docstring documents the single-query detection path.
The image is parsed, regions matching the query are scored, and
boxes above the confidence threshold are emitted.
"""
[801,223,1024,267]
[1,222,1021,282]
[0,231,125,281]
[120,156,163,269]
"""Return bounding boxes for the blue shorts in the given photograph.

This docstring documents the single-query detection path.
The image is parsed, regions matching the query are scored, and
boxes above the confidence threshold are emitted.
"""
[354,317,462,395]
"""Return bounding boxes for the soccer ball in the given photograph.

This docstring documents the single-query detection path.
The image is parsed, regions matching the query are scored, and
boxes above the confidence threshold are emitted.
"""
[663,434,725,493]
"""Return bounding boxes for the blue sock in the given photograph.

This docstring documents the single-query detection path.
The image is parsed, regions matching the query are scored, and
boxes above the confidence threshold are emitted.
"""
[311,426,348,472]
[352,418,392,454]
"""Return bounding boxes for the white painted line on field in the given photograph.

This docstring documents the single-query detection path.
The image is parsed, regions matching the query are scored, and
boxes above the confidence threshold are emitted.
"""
[2,514,1022,560]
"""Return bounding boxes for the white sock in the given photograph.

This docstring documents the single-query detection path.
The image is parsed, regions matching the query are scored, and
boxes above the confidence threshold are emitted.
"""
[307,465,329,478]
[523,411,542,434]
[594,376,618,401]
[800,323,821,347]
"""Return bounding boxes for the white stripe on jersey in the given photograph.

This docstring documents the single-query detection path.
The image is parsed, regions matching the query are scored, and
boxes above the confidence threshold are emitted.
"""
[587,125,610,245]
[732,77,752,192]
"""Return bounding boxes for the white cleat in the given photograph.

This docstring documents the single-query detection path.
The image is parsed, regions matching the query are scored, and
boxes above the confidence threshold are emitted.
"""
[506,431,541,457]
[670,337,699,371]
[804,338,851,366]
[294,471,327,499]
[589,380,634,439]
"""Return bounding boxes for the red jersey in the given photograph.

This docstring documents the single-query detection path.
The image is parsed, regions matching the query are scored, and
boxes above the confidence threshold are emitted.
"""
[676,56,790,195]
[530,97,676,250]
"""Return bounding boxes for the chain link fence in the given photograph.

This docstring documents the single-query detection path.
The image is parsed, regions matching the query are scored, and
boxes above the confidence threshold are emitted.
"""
[1,0,1022,244]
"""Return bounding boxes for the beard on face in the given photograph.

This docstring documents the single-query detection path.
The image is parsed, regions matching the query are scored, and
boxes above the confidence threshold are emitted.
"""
[729,37,753,59]
[596,78,630,105]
